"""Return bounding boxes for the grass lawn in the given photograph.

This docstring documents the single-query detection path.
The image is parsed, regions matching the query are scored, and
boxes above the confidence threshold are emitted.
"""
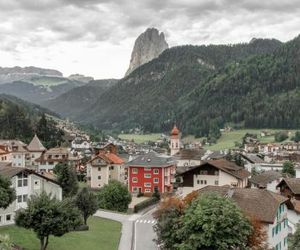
[0,217,121,250]
[203,129,298,151]
[118,133,161,143]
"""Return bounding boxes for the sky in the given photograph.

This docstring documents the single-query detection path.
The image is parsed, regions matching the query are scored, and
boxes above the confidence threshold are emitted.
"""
[0,0,299,79]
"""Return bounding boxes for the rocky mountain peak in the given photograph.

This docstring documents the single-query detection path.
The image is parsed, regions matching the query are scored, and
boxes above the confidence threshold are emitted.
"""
[125,28,168,76]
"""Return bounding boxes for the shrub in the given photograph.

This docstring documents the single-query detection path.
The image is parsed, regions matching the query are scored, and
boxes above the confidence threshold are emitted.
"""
[137,192,144,198]
[134,197,159,213]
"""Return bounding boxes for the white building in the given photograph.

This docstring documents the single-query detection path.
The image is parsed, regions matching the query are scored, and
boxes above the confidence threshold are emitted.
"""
[178,159,250,196]
[198,186,289,250]
[173,149,205,168]
[71,137,91,150]
[249,170,283,193]
[0,165,62,226]
[86,152,126,189]
[26,134,46,168]
[0,140,28,168]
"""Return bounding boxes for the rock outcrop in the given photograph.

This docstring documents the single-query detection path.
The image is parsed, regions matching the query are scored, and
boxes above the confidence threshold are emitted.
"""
[125,28,168,76]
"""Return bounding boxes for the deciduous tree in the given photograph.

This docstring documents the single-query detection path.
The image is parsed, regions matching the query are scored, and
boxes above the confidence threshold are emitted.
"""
[282,160,296,177]
[0,175,15,209]
[55,163,79,197]
[75,187,98,225]
[15,192,81,250]
[97,180,131,212]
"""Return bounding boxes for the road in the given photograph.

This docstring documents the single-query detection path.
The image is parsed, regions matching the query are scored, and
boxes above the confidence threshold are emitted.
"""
[134,208,158,250]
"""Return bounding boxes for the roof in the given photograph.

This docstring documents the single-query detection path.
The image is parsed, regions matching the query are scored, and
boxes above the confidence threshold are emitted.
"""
[0,140,28,153]
[277,178,300,195]
[180,159,250,179]
[198,186,288,224]
[174,149,205,160]
[100,152,124,164]
[127,152,175,167]
[27,134,46,152]
[241,154,265,164]
[171,125,180,136]
[0,165,60,185]
[89,152,124,165]
[249,171,282,188]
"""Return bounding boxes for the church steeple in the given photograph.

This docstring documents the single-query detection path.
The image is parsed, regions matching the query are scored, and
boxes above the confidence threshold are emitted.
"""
[170,125,181,156]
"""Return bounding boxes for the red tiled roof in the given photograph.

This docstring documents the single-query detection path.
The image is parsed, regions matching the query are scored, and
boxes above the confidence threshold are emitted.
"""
[171,125,180,136]
[102,152,124,164]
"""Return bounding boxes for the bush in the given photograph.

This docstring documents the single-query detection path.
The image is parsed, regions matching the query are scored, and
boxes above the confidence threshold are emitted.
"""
[74,224,89,231]
[97,180,132,212]
[134,197,159,213]
[137,192,144,197]
[275,131,288,142]
[152,189,161,200]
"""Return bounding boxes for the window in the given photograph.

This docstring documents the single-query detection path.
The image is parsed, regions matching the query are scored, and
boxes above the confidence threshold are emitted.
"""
[23,179,28,186]
[98,176,101,180]
[98,167,101,171]
[200,180,207,185]
[145,183,151,187]
[132,168,138,174]
[6,214,11,221]
[23,195,27,202]
[17,195,22,203]
[132,187,138,192]
[214,171,219,175]
[110,166,114,170]
[132,177,138,183]
[153,169,159,174]
[0,216,1,223]
[200,170,208,175]
[144,174,151,178]
[154,178,159,183]
[215,180,219,185]
[17,179,23,187]
[197,180,200,184]
[145,189,151,193]
[145,167,151,171]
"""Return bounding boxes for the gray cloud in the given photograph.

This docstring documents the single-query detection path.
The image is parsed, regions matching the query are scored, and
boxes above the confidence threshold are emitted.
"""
[0,0,299,77]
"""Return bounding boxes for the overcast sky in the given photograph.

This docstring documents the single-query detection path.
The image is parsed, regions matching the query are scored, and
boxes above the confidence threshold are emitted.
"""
[0,0,299,79]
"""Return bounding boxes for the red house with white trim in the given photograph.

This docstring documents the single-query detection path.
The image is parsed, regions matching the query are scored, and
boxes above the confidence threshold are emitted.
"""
[127,152,176,194]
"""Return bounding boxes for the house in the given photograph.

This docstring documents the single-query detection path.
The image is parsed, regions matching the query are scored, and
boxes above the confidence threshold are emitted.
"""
[170,125,181,156]
[0,165,62,226]
[277,178,300,233]
[0,140,28,167]
[174,148,205,168]
[197,186,289,250]
[249,170,282,192]
[0,145,10,163]
[26,134,46,168]
[127,152,176,194]
[86,152,125,189]
[178,159,250,196]
[35,147,70,172]
[71,137,91,150]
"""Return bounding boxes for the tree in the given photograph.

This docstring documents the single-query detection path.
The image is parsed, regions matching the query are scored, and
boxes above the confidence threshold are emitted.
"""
[282,161,296,177]
[176,193,252,250]
[75,187,98,225]
[251,167,259,177]
[293,131,300,142]
[153,197,185,249]
[274,131,288,142]
[289,223,300,249]
[0,175,15,209]
[97,180,131,212]
[15,192,81,250]
[55,163,79,197]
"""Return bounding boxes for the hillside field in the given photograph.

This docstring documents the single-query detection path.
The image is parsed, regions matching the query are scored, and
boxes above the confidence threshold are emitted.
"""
[118,133,162,143]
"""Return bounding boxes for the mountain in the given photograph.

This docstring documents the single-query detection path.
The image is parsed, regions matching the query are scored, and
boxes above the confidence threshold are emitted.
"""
[125,28,168,76]
[178,35,300,136]
[0,94,63,144]
[0,66,62,84]
[43,79,118,118]
[0,67,91,104]
[54,37,282,134]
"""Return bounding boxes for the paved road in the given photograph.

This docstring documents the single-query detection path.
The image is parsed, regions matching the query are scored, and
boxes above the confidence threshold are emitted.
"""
[134,208,158,250]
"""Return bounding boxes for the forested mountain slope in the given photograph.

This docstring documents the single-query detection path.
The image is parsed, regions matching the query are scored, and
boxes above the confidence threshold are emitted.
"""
[72,38,282,132]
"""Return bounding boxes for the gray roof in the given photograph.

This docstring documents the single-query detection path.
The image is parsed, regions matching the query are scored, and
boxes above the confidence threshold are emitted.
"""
[174,149,205,160]
[241,154,265,164]
[27,134,46,152]
[0,140,28,152]
[127,152,175,167]
[249,170,282,188]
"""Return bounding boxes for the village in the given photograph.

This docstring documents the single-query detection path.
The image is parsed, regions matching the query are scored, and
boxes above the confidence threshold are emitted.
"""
[1,123,300,250]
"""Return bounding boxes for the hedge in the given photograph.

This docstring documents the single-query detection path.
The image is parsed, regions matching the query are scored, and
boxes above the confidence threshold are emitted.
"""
[133,197,159,213]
